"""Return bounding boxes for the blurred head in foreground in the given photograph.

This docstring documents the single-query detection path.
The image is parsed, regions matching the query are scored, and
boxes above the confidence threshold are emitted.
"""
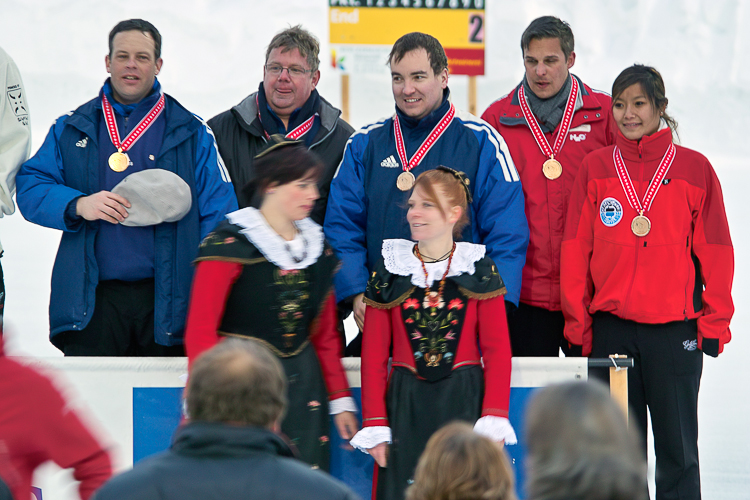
[525,381,647,500]
[186,337,287,429]
[406,421,517,500]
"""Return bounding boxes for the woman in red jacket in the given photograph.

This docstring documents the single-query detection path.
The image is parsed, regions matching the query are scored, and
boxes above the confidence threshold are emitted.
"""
[350,168,516,500]
[561,65,734,500]
[184,137,358,471]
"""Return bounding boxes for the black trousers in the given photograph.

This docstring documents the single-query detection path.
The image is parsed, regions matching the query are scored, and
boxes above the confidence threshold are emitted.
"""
[507,302,566,356]
[0,259,5,335]
[61,279,184,357]
[591,312,702,500]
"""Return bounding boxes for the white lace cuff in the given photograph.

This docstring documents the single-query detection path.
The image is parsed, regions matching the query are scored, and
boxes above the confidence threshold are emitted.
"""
[473,416,517,445]
[349,426,392,453]
[329,396,358,415]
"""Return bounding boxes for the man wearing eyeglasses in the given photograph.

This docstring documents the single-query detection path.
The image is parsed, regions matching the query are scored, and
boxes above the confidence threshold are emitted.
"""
[208,25,354,226]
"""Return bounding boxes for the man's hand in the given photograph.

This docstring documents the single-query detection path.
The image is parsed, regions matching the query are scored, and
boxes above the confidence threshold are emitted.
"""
[353,293,366,331]
[76,191,131,223]
[333,411,359,440]
[369,442,388,468]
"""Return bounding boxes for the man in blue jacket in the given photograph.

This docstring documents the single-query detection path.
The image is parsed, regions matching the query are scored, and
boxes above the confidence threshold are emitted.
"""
[16,19,237,356]
[324,32,528,346]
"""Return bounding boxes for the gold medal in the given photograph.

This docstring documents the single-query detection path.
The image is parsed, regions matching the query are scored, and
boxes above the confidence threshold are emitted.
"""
[631,214,651,237]
[108,151,130,172]
[397,171,416,191]
[543,158,563,180]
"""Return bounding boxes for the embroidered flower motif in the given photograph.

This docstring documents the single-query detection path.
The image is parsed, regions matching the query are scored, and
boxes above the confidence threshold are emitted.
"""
[307,400,321,410]
[444,331,456,340]
[411,331,422,339]
[319,435,329,443]
[423,292,445,310]
[451,319,459,325]
[405,317,415,324]
[403,298,420,310]
[448,299,464,310]
[294,311,303,319]
[278,269,299,277]
[223,237,236,244]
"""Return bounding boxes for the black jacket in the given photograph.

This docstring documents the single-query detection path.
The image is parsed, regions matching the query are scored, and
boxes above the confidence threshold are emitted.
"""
[93,422,358,500]
[208,92,354,225]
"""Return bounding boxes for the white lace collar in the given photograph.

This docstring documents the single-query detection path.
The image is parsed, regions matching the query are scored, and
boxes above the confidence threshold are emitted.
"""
[382,239,486,288]
[226,207,324,270]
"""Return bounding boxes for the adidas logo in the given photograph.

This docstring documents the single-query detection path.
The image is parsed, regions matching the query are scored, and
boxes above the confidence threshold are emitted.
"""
[380,155,399,168]
[76,137,88,148]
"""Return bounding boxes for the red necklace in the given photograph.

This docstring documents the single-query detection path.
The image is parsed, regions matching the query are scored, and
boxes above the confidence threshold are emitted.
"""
[415,242,456,306]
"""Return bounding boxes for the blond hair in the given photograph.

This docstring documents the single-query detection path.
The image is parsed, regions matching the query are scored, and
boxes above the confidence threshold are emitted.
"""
[406,422,517,500]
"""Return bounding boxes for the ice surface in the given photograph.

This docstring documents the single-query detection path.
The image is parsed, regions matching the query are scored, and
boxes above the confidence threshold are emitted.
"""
[0,1,747,498]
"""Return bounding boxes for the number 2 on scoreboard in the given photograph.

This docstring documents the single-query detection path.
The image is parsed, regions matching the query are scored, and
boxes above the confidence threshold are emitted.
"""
[469,13,484,43]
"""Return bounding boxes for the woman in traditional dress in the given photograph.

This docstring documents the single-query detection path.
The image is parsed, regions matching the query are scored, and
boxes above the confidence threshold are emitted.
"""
[561,65,734,499]
[350,167,516,500]
[184,136,358,471]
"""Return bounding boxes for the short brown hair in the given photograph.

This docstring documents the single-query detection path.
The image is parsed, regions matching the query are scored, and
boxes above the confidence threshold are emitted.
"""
[265,25,320,73]
[187,338,287,428]
[413,169,470,238]
[525,381,647,500]
[406,421,517,500]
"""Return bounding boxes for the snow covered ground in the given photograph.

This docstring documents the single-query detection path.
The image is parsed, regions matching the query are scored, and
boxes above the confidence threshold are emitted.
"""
[1,0,748,498]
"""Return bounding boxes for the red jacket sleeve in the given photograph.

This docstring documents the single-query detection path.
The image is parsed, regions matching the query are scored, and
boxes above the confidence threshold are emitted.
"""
[184,260,242,368]
[561,156,597,355]
[39,375,112,500]
[476,296,512,418]
[309,292,352,400]
[692,158,734,355]
[360,305,393,427]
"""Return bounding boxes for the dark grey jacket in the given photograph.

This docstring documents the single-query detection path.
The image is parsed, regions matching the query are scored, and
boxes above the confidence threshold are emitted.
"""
[93,422,359,500]
[208,92,354,225]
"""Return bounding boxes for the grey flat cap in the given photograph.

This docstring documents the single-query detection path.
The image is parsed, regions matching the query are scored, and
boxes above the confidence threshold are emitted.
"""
[111,169,192,227]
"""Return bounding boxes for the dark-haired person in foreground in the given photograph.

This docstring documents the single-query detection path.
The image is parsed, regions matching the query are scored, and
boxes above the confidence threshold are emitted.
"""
[324,32,527,352]
[16,19,237,356]
[525,381,646,500]
[93,338,358,500]
[482,16,615,357]
[185,137,357,471]
[562,65,733,499]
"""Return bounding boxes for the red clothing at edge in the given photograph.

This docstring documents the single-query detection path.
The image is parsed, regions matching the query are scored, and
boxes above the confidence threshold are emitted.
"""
[0,336,112,500]
[184,260,351,400]
[361,295,512,427]
[482,78,615,310]
[561,127,734,355]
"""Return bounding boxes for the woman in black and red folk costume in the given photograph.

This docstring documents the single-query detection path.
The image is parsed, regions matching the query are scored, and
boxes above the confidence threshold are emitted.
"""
[184,136,358,471]
[350,167,516,500]
[561,65,734,500]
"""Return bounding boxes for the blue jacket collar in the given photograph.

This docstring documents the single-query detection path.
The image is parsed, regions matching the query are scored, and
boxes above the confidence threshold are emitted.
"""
[395,88,451,131]
[101,78,162,116]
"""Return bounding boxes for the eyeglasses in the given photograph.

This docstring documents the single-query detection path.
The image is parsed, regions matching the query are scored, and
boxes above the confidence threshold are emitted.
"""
[265,64,313,77]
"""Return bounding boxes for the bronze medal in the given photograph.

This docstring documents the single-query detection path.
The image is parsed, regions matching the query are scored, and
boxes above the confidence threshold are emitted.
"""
[397,171,416,191]
[631,214,651,237]
[108,151,130,172]
[543,158,563,180]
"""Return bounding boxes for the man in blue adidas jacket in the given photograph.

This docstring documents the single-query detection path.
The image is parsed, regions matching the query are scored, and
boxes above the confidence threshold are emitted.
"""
[324,32,528,342]
[16,19,237,355]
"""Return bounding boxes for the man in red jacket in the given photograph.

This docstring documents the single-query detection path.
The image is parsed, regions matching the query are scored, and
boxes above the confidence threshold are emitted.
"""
[0,335,112,500]
[481,16,615,356]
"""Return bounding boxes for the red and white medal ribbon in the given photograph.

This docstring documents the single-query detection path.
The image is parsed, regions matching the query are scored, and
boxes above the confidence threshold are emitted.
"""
[613,143,676,215]
[101,92,165,153]
[393,103,455,174]
[256,95,317,140]
[518,77,579,161]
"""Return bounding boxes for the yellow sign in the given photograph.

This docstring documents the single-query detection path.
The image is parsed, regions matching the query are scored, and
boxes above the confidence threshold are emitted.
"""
[329,1,485,75]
